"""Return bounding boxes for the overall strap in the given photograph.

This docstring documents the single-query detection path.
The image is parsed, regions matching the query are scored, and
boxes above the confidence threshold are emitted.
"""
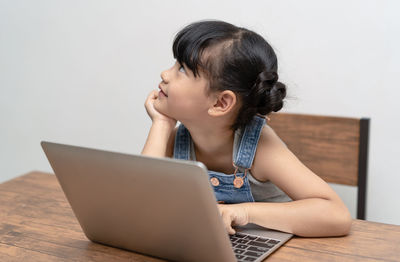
[234,116,266,169]
[173,124,191,160]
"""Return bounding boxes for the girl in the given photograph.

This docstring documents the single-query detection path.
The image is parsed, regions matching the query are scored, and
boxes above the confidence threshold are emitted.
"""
[142,20,352,237]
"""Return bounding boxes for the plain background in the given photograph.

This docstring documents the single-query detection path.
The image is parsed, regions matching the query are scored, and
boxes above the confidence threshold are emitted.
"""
[1,0,399,225]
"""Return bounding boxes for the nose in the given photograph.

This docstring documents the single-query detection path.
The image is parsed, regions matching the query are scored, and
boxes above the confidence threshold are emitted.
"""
[160,69,169,83]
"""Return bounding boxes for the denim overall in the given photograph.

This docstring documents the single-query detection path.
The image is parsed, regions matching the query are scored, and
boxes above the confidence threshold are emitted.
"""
[173,116,266,204]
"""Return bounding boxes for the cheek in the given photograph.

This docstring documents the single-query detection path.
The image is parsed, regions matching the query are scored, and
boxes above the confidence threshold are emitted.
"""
[168,96,192,111]
[171,97,211,119]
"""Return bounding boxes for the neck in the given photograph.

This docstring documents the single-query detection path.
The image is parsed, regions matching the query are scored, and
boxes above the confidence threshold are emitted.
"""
[182,120,235,158]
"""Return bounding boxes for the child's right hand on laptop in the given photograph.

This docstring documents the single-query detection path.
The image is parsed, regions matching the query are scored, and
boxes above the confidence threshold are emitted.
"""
[218,203,249,235]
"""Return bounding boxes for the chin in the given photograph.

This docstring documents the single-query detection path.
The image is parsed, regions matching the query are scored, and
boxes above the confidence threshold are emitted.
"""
[154,103,173,118]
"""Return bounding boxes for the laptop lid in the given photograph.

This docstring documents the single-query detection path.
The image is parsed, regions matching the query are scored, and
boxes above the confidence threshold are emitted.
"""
[41,141,237,261]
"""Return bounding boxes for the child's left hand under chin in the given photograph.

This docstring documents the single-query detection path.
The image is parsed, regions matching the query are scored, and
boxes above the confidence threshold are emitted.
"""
[217,203,250,235]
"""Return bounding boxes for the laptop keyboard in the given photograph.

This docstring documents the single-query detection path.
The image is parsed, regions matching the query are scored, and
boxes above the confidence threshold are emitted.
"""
[230,232,281,262]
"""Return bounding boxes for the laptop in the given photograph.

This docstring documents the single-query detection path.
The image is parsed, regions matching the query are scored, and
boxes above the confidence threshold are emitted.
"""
[41,141,292,262]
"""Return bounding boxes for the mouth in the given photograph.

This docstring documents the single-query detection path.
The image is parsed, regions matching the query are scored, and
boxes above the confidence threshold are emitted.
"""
[158,84,168,97]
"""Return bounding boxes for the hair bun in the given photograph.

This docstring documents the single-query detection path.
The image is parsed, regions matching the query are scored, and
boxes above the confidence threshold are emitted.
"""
[256,71,278,87]
[269,81,286,112]
[250,71,286,115]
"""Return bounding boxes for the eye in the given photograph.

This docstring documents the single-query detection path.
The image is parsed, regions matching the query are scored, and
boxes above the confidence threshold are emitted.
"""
[179,64,186,73]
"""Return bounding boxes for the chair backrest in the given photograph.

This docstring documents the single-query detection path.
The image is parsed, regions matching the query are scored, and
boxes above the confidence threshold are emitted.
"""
[268,112,370,220]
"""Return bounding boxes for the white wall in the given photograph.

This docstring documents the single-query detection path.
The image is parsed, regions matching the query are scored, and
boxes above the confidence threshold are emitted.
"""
[1,0,399,224]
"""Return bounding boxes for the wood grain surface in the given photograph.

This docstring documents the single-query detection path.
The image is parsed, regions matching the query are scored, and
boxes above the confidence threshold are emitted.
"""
[268,113,361,186]
[1,172,399,262]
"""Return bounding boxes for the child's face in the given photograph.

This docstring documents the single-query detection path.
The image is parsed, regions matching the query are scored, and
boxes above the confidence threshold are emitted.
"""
[154,61,215,123]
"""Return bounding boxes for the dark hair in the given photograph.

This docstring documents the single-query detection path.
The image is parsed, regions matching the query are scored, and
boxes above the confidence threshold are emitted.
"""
[173,20,286,130]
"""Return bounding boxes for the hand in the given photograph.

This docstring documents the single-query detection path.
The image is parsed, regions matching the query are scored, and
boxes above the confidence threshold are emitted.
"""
[218,203,250,235]
[144,90,177,128]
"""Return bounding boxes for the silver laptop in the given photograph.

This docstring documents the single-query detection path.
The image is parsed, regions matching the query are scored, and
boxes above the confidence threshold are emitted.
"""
[41,141,292,262]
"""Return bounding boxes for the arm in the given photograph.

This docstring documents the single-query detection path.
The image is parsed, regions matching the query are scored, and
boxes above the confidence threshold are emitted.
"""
[219,125,352,237]
[141,90,177,158]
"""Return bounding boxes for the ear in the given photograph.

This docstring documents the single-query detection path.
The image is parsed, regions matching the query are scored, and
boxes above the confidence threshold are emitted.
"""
[208,90,237,117]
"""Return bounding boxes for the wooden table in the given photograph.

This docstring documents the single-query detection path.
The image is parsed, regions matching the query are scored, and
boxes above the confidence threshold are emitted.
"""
[0,172,399,261]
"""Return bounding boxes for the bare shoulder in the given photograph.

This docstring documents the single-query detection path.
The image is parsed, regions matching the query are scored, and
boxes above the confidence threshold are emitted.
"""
[257,124,287,150]
[252,124,340,201]
[251,124,289,180]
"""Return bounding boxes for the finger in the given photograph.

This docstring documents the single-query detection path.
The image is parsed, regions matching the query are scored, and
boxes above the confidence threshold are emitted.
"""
[228,213,236,235]
[145,91,159,109]
[145,92,153,106]
[147,90,158,102]
[151,90,158,99]
[221,211,236,235]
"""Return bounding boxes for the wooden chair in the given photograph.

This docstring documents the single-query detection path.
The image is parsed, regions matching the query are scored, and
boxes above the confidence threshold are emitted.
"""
[268,112,370,220]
